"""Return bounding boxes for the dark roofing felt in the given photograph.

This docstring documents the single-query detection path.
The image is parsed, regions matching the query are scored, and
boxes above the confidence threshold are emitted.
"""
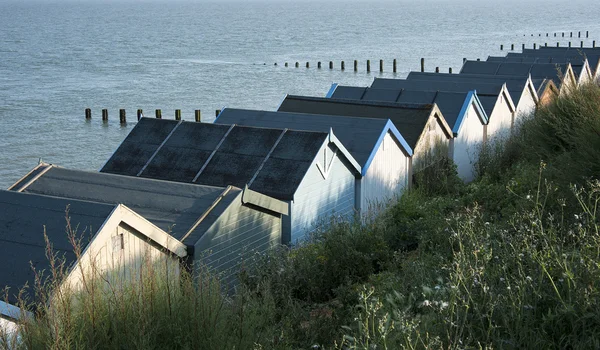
[329,86,369,100]
[278,95,436,149]
[216,109,390,166]
[101,118,179,176]
[405,71,530,105]
[100,119,329,200]
[332,87,469,129]
[18,166,240,244]
[368,79,502,116]
[460,61,570,87]
[0,190,114,305]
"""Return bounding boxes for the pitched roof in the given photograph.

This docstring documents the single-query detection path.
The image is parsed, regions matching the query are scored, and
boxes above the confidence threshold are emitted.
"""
[460,61,572,88]
[216,108,411,170]
[0,190,115,305]
[100,119,351,201]
[368,78,506,117]
[278,95,450,149]
[405,71,535,106]
[13,165,242,244]
[331,86,487,131]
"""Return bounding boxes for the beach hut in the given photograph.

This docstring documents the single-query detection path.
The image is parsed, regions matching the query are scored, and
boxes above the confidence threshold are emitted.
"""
[406,71,539,124]
[369,79,515,144]
[100,118,361,244]
[0,190,188,333]
[532,78,560,105]
[10,163,287,286]
[509,49,600,85]
[216,108,412,213]
[459,61,578,94]
[1,301,22,340]
[492,55,594,86]
[330,86,488,182]
[277,96,453,177]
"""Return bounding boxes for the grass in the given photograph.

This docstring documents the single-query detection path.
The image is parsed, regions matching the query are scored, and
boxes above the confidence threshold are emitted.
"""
[3,84,600,349]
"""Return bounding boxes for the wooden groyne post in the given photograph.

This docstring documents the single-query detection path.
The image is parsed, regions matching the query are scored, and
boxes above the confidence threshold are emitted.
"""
[155,109,162,119]
[329,61,333,69]
[137,109,143,121]
[420,58,424,72]
[216,109,221,118]
[341,61,345,70]
[85,108,91,120]
[102,109,108,122]
[175,109,181,121]
[195,110,201,122]
[317,62,321,69]
[393,59,397,73]
[379,59,383,72]
[119,109,126,124]
[354,60,358,72]
[367,60,371,72]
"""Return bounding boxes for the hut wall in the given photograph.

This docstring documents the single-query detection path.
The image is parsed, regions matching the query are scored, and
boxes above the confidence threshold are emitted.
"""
[412,114,450,172]
[360,131,410,213]
[290,142,356,243]
[486,94,513,145]
[0,316,18,338]
[64,222,181,290]
[453,103,486,183]
[514,87,538,128]
[195,196,282,286]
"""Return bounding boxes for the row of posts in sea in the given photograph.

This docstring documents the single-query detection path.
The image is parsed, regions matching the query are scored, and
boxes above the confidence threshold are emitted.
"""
[84,108,220,124]
[276,40,596,73]
[525,31,589,38]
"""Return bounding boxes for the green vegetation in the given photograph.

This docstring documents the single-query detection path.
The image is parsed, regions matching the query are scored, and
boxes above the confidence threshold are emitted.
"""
[3,85,600,349]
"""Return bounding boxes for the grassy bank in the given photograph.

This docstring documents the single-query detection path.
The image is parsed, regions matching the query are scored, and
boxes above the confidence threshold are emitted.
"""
[3,85,600,349]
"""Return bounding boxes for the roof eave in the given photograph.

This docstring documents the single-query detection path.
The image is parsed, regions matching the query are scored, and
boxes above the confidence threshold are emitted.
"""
[242,185,289,215]
[328,129,362,177]
[325,83,338,98]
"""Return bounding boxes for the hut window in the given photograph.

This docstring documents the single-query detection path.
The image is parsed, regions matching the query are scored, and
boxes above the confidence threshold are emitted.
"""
[112,233,124,252]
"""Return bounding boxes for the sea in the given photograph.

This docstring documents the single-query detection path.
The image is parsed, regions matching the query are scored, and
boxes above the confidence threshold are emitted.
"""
[1,0,599,189]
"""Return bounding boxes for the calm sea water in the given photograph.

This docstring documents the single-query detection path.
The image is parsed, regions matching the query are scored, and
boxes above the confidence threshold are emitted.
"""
[1,0,598,189]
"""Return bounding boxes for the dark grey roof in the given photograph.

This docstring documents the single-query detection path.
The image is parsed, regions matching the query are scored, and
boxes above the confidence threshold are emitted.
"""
[216,109,391,166]
[101,119,330,200]
[101,118,180,176]
[0,190,115,305]
[17,166,241,244]
[369,79,502,116]
[406,71,530,106]
[329,86,369,100]
[332,86,470,130]
[460,61,570,87]
[278,95,440,149]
